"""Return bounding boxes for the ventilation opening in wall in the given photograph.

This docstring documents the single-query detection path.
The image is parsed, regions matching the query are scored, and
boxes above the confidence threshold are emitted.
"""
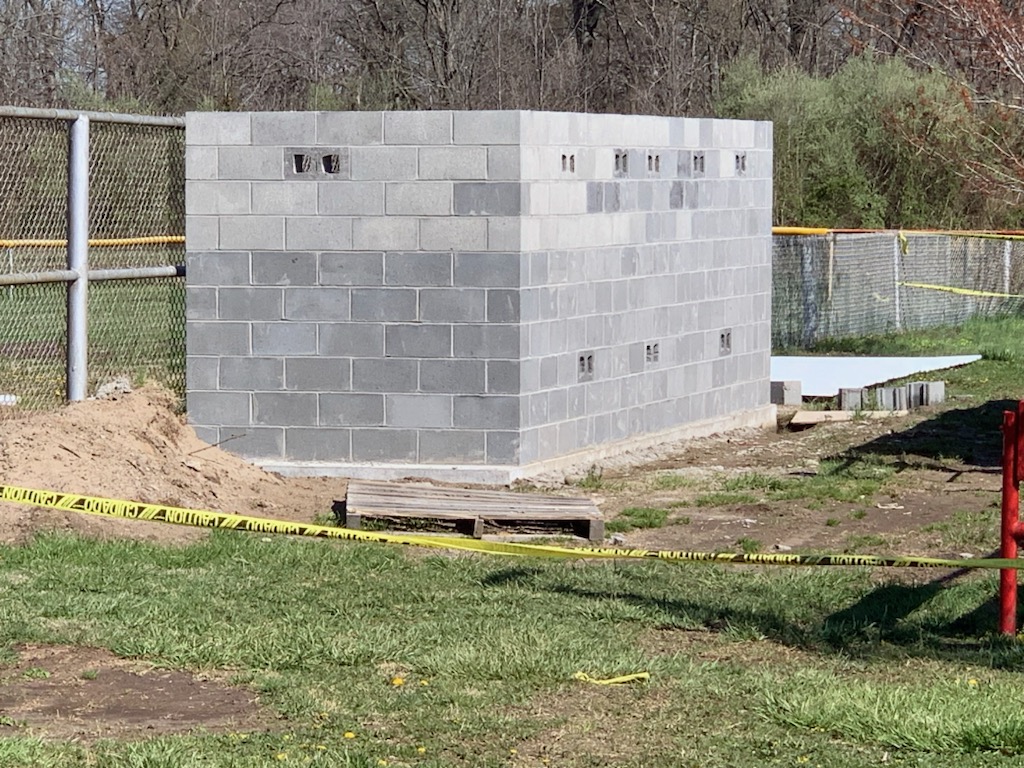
[647,153,660,174]
[735,152,747,175]
[645,342,660,365]
[693,152,706,176]
[322,153,342,174]
[614,150,628,176]
[561,153,576,173]
[578,351,595,382]
[293,153,312,174]
[719,329,732,356]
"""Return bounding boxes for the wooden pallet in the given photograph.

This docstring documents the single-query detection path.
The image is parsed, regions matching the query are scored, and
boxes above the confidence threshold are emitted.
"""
[340,481,604,542]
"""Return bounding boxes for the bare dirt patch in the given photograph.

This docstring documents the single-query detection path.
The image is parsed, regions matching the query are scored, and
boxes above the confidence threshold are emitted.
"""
[0,644,277,741]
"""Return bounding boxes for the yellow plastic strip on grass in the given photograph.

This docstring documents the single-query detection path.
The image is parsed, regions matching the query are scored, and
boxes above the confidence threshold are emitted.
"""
[899,281,1024,299]
[574,672,651,685]
[0,483,1019,570]
[0,236,184,248]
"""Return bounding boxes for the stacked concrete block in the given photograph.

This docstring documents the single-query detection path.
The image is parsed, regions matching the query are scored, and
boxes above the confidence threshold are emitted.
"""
[185,110,774,480]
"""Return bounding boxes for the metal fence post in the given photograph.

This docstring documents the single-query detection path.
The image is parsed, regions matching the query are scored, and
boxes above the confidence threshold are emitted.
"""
[66,115,89,402]
[892,232,902,331]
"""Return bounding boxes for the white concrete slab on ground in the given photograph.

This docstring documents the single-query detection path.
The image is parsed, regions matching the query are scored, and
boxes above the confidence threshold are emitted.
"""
[770,355,981,397]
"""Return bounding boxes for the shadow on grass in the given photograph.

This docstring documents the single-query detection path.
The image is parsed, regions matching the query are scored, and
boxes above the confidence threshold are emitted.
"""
[483,564,1024,668]
[839,399,1014,469]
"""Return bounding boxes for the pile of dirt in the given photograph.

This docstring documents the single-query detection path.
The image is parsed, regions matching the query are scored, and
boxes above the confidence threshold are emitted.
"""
[0,384,348,545]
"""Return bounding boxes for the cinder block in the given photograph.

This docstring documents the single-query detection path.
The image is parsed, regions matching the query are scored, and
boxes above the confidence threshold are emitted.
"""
[218,427,284,459]
[285,217,352,251]
[487,147,520,180]
[907,381,927,408]
[251,112,316,145]
[352,358,418,393]
[284,287,351,321]
[186,216,219,251]
[192,425,220,445]
[185,287,217,320]
[320,252,384,286]
[186,357,218,390]
[454,182,521,216]
[385,324,452,358]
[453,395,520,429]
[418,147,487,180]
[350,147,418,181]
[419,288,485,322]
[351,288,417,321]
[385,182,452,216]
[252,251,317,286]
[839,387,864,411]
[219,287,283,320]
[351,428,417,462]
[419,360,486,394]
[319,393,384,426]
[284,146,350,180]
[420,218,488,251]
[251,182,318,215]
[319,323,384,356]
[284,358,350,391]
[924,381,945,405]
[319,182,384,216]
[221,356,284,390]
[253,392,318,426]
[186,112,250,146]
[252,322,317,355]
[187,391,250,424]
[186,146,218,180]
[353,217,418,250]
[486,290,520,323]
[221,217,284,250]
[384,252,451,287]
[453,252,520,287]
[187,321,249,355]
[453,111,520,144]
[418,430,486,463]
[316,112,383,145]
[384,111,452,144]
[285,427,351,461]
[186,181,250,215]
[454,325,520,359]
[385,394,452,427]
[487,218,521,250]
[217,146,283,180]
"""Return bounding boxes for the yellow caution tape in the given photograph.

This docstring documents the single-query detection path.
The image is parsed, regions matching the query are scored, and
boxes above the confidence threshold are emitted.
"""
[0,483,1019,570]
[574,671,650,685]
[898,281,1024,299]
[772,227,831,236]
[0,236,184,248]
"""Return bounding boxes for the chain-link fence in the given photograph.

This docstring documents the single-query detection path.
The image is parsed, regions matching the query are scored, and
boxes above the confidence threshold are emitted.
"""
[773,231,1024,350]
[0,108,184,414]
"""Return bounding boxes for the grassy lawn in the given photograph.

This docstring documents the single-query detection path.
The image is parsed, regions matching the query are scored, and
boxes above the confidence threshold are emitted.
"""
[3,532,1024,767]
[4,316,1024,765]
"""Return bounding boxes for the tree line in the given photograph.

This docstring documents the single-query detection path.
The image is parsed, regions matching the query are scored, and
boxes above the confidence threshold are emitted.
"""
[3,0,1023,228]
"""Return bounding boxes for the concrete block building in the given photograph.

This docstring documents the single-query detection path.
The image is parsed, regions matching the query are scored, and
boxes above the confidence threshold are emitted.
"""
[185,110,774,482]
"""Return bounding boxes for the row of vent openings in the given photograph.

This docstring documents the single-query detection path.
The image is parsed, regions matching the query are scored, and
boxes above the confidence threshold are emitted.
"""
[577,334,732,382]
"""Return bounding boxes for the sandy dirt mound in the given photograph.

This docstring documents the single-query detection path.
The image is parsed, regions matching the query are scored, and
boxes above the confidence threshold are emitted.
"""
[0,384,348,544]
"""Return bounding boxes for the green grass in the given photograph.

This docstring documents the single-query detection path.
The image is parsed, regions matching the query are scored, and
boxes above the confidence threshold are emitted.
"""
[921,510,997,550]
[2,529,1024,766]
[694,492,759,507]
[605,507,670,533]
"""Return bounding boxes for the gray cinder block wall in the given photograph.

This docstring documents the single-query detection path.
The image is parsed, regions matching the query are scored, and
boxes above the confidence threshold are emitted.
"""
[185,110,774,482]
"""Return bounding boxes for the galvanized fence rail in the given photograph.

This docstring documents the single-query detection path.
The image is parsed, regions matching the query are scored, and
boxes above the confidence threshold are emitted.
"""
[0,106,185,413]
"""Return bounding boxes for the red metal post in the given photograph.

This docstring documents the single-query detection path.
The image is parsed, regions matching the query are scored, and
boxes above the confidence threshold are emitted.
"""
[1000,408,1019,635]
